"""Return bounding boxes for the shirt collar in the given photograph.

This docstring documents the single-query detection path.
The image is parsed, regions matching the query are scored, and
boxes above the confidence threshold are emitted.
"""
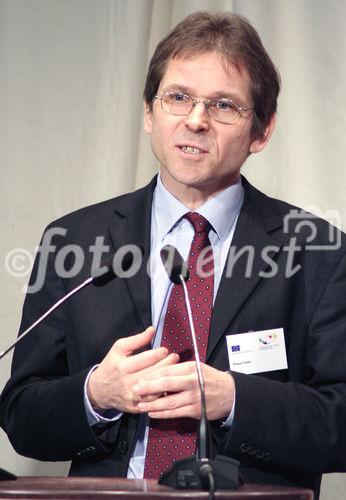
[153,174,244,242]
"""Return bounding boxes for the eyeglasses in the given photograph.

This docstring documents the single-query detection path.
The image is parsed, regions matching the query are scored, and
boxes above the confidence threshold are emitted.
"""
[154,91,254,124]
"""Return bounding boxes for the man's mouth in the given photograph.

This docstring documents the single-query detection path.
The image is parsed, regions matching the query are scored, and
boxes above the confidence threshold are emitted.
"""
[178,145,208,155]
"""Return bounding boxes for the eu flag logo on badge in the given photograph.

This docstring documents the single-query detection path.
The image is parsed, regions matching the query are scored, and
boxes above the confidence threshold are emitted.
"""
[231,345,240,352]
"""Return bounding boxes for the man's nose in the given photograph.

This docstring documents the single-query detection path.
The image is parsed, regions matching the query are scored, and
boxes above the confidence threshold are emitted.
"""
[184,102,210,131]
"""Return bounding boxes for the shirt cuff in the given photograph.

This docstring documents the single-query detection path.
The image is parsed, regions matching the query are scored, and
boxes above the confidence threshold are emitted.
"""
[84,365,123,425]
[220,371,236,428]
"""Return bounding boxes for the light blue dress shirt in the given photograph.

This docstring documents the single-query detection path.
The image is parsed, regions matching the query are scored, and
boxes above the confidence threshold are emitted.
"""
[84,174,244,478]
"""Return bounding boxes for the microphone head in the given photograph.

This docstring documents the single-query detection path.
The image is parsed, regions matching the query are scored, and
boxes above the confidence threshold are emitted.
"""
[91,248,141,286]
[160,245,189,285]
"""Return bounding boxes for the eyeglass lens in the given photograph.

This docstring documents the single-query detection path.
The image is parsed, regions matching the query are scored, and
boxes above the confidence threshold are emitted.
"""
[161,93,240,123]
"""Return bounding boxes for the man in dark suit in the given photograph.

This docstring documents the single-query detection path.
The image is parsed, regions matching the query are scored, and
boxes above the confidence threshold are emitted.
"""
[1,11,346,499]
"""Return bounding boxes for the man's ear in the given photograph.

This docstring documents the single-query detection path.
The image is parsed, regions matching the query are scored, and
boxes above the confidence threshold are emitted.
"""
[143,101,152,134]
[249,112,276,154]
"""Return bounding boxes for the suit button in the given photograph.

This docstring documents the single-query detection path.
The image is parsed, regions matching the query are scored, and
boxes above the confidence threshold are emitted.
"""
[118,440,128,454]
[239,442,250,454]
[255,450,265,460]
[247,447,256,456]
[263,452,272,462]
[75,445,97,458]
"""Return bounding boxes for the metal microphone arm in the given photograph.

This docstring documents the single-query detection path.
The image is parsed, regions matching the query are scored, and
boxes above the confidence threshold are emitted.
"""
[0,247,141,361]
[0,277,93,361]
[179,273,210,461]
[159,245,241,491]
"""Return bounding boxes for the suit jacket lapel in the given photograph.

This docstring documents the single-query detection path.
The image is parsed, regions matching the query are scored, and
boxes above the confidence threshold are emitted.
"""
[107,177,157,330]
[207,178,284,359]
[105,176,285,355]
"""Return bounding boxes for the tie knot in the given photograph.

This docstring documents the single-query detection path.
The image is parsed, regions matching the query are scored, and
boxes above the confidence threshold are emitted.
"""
[184,212,210,234]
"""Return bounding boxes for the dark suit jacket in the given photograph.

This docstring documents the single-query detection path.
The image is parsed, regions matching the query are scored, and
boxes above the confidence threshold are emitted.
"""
[1,176,346,498]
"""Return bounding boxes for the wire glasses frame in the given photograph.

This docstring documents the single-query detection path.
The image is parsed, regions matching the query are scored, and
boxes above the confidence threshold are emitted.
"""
[154,91,254,124]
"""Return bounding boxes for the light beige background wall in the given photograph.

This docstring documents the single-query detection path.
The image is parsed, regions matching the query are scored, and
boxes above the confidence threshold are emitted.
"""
[0,1,345,498]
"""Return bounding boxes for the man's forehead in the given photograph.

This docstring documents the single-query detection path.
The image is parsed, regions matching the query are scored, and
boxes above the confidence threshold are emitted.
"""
[168,50,245,70]
[159,52,251,101]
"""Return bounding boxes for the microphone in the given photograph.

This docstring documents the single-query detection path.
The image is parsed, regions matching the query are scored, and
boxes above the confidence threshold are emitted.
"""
[160,245,189,284]
[158,245,241,491]
[91,249,135,286]
[0,247,141,361]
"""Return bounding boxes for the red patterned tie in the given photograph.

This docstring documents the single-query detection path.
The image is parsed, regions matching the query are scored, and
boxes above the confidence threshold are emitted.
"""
[144,212,214,479]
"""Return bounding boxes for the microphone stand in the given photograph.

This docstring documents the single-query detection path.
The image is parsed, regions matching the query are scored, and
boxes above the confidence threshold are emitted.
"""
[158,270,241,491]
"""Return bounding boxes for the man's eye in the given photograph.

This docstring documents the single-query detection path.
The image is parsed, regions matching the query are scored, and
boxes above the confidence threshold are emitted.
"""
[214,100,234,111]
[171,93,189,102]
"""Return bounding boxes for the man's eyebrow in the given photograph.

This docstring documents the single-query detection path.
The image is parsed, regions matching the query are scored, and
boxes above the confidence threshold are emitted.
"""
[160,84,248,106]
[160,84,193,94]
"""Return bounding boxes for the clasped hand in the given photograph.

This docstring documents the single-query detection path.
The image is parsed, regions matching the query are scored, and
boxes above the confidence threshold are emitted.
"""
[87,326,234,421]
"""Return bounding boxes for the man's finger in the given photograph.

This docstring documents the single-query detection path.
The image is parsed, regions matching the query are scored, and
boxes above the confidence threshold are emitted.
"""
[141,352,179,374]
[133,373,197,398]
[125,346,170,373]
[141,361,196,381]
[114,326,155,356]
[148,404,197,420]
[138,392,199,416]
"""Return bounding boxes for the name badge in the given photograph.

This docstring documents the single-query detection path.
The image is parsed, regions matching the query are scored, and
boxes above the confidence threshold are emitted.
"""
[226,328,288,374]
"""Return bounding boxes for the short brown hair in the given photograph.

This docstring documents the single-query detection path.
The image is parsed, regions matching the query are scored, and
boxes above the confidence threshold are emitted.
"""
[143,11,280,139]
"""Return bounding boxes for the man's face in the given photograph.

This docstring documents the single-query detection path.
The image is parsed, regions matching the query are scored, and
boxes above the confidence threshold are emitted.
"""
[144,51,275,205]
